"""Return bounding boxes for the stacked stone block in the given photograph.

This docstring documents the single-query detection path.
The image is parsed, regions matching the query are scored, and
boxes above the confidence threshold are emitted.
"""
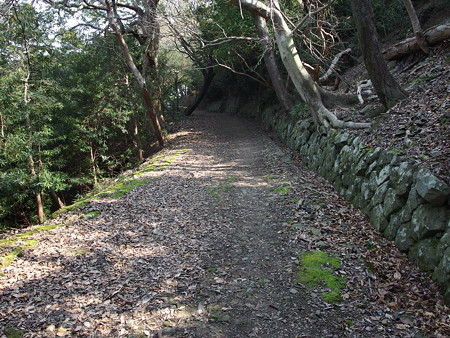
[260,109,450,304]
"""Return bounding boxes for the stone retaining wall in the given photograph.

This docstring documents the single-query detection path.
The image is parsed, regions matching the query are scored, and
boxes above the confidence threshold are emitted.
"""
[255,107,450,303]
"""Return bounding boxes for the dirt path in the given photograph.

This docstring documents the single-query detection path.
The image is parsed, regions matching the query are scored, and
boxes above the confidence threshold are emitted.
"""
[0,111,447,337]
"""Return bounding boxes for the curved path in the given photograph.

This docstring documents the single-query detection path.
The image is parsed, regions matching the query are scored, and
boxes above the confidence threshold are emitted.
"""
[0,111,445,337]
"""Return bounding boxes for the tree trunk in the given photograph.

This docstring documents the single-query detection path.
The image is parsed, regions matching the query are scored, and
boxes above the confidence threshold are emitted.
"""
[89,145,98,186]
[141,0,160,69]
[184,68,215,116]
[318,86,359,108]
[29,149,44,224]
[383,24,450,60]
[125,73,144,161]
[165,21,216,116]
[14,5,45,224]
[50,190,65,209]
[174,73,179,111]
[0,113,4,139]
[253,14,293,112]
[402,0,429,54]
[131,112,144,161]
[35,193,45,224]
[229,0,370,129]
[23,72,45,223]
[103,0,164,146]
[351,0,407,108]
[142,85,164,143]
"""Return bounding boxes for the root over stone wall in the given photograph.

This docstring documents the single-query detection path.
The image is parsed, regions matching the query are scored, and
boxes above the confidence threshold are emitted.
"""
[211,94,450,304]
[258,108,450,304]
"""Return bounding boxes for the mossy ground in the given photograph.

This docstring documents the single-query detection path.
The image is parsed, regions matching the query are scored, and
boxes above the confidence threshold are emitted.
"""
[70,249,90,256]
[272,185,293,195]
[0,223,62,247]
[4,327,24,338]
[207,184,233,197]
[95,178,152,199]
[52,200,90,218]
[208,176,239,198]
[1,249,23,268]
[103,150,189,199]
[1,149,189,270]
[0,224,63,268]
[52,149,189,218]
[296,251,345,303]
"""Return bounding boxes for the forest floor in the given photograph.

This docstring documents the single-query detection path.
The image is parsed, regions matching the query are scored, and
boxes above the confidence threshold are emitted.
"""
[337,42,449,184]
[1,111,449,337]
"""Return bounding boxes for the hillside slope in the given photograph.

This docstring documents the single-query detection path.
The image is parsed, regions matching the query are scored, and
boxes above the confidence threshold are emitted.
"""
[337,43,449,184]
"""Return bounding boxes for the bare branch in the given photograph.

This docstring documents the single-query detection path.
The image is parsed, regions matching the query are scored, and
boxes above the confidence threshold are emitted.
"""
[201,36,262,48]
[319,48,350,82]
[68,22,105,31]
[292,0,336,35]
[0,0,15,18]
[214,57,270,88]
[116,1,143,16]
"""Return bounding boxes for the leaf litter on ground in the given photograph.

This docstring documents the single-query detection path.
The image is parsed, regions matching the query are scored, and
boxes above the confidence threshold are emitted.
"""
[0,110,449,337]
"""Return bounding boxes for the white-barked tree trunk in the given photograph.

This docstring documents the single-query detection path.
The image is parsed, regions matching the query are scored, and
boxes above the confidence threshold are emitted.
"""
[228,0,370,129]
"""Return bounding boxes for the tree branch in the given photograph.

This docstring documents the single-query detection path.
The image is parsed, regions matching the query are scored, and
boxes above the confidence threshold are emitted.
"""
[214,58,270,88]
[201,36,262,48]
[319,48,351,82]
[291,0,336,35]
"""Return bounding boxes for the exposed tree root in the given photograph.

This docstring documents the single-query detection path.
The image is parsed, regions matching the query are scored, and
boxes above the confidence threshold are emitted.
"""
[319,107,371,129]
[319,87,359,108]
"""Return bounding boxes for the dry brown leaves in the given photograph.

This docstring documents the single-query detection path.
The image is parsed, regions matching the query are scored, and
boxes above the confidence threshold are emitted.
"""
[340,42,450,184]
[1,109,449,337]
[280,148,450,337]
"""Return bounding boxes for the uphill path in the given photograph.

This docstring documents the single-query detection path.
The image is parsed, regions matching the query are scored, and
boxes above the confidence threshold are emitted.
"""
[1,111,447,337]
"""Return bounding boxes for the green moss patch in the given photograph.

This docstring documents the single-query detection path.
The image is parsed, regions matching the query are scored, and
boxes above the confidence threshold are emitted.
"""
[52,200,89,218]
[0,224,63,268]
[84,210,101,219]
[1,240,38,268]
[95,178,152,199]
[4,327,24,338]
[136,149,188,175]
[52,149,189,219]
[52,178,150,216]
[208,185,232,197]
[1,249,22,268]
[272,185,293,195]
[224,176,239,183]
[0,224,62,247]
[208,176,238,198]
[70,249,90,256]
[344,319,354,327]
[18,239,39,249]
[296,251,345,303]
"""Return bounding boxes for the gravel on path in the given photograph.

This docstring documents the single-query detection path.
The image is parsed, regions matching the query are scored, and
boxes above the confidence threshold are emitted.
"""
[0,111,448,337]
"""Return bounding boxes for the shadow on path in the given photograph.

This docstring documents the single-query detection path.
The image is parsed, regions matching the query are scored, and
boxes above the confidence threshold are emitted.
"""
[0,111,426,337]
